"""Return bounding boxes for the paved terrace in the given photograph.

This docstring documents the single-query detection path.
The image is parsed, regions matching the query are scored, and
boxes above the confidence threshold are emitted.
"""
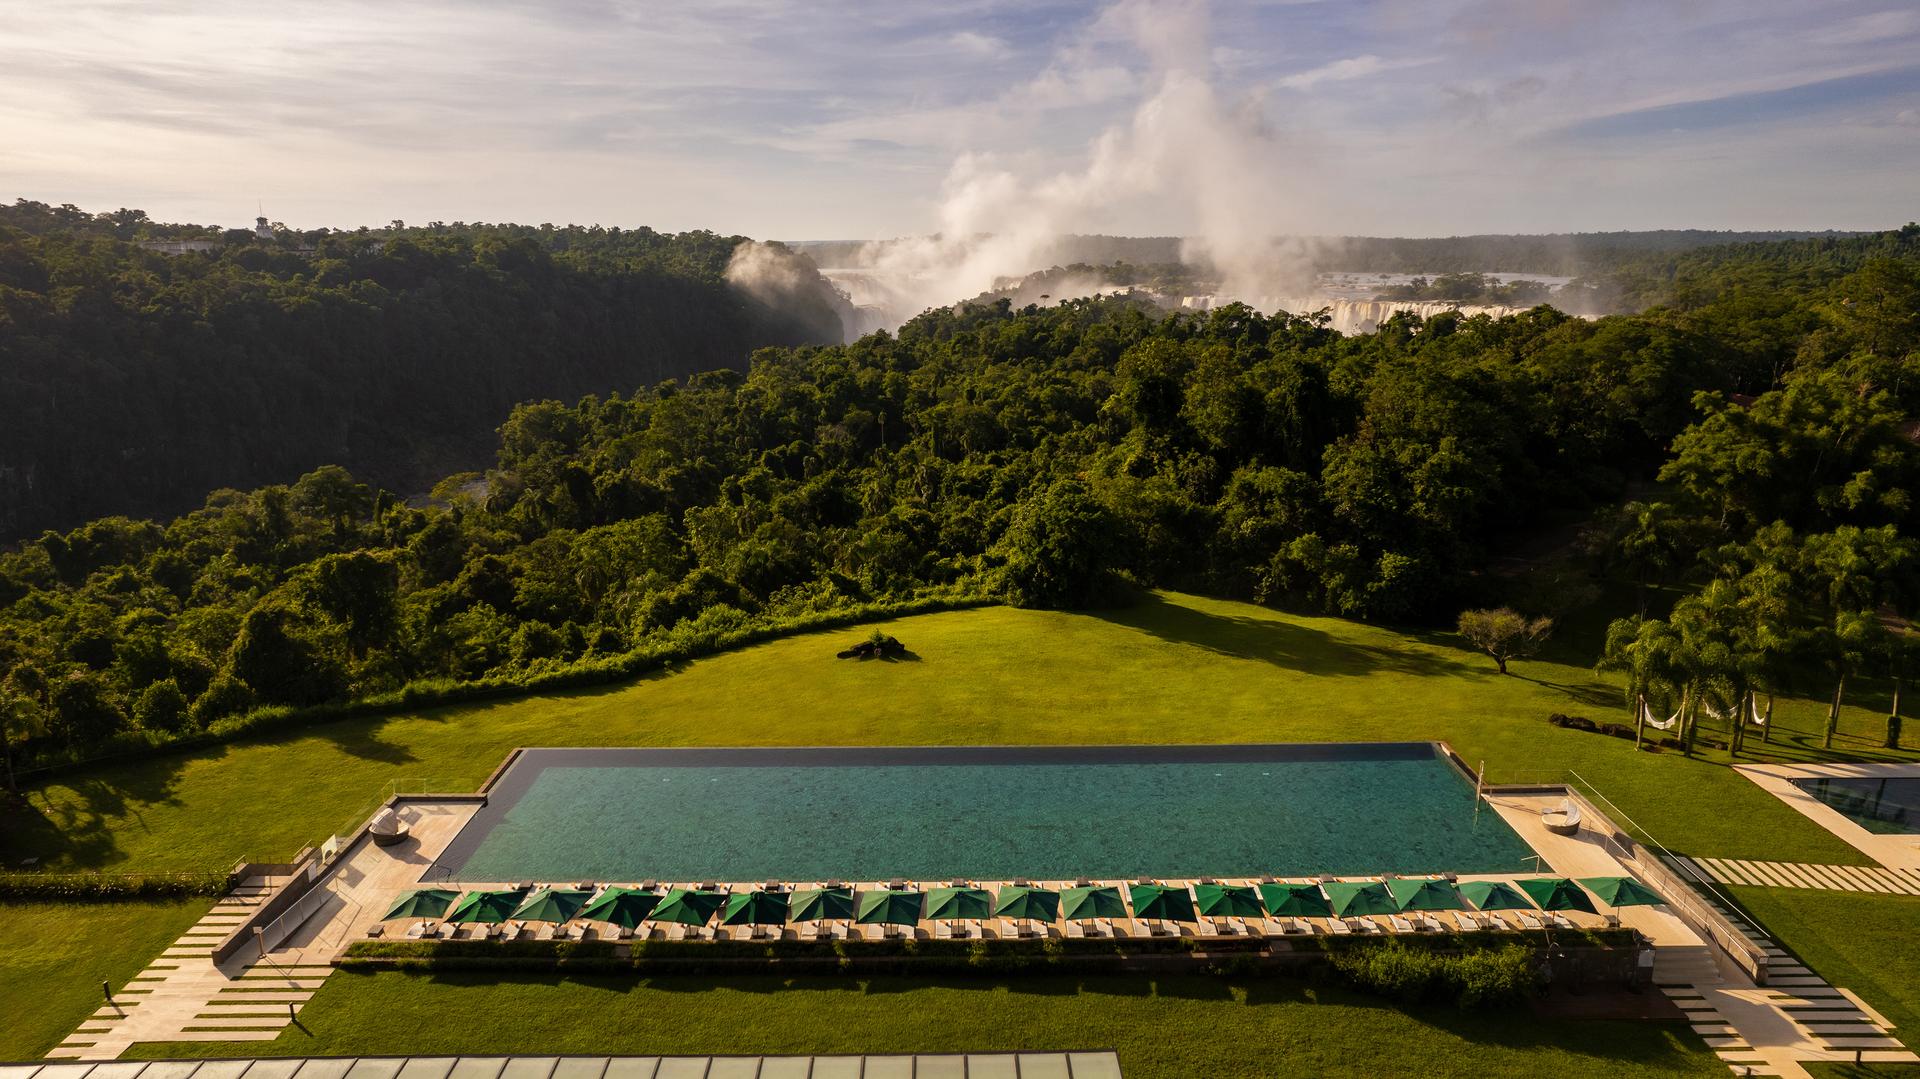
[50,803,481,1060]
[1491,790,1918,1078]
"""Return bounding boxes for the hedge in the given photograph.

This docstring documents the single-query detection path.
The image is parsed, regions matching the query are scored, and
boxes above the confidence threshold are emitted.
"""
[338,931,1631,1007]
[0,870,232,901]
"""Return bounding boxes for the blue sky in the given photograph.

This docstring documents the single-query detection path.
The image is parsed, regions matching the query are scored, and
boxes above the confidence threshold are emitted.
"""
[2,0,1916,237]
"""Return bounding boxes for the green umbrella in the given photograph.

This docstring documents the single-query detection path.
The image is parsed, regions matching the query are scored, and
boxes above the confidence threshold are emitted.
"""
[1193,883,1266,918]
[722,890,791,926]
[1385,878,1467,912]
[649,888,727,926]
[1458,880,1535,912]
[576,887,662,929]
[1060,885,1127,920]
[993,885,1061,923]
[1127,883,1198,922]
[1577,877,1665,907]
[1516,878,1598,913]
[383,888,460,921]
[1323,881,1396,917]
[855,888,925,926]
[511,887,593,923]
[924,886,993,921]
[1258,882,1332,918]
[443,888,526,924]
[789,886,856,922]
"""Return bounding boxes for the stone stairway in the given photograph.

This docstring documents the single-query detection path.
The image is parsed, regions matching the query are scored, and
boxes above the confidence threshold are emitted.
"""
[48,875,332,1059]
[1650,861,1919,1076]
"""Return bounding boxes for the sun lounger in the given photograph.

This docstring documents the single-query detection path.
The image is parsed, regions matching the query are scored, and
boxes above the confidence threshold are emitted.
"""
[1329,918,1353,935]
[534,923,557,941]
[830,923,850,941]
[1064,921,1085,938]
[404,921,428,939]
[1388,915,1415,933]
[1518,912,1545,931]
[1548,912,1573,929]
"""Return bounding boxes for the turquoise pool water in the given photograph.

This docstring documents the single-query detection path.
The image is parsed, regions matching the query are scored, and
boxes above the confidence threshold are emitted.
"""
[1792,775,1920,835]
[434,744,1541,882]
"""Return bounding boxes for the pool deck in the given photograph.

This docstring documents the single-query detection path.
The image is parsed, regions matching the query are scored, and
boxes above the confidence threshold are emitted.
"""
[1734,761,1920,870]
[1485,791,1702,949]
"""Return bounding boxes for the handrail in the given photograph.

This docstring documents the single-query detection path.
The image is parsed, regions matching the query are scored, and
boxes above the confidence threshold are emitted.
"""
[1559,773,1770,982]
[1565,771,1770,939]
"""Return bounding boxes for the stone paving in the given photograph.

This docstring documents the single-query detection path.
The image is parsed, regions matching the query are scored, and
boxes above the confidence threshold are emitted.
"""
[1677,856,1920,894]
[11,1056,1127,1079]
[48,803,480,1060]
[1655,858,1918,1077]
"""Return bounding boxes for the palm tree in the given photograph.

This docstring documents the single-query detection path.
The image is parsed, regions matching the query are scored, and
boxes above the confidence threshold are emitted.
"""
[1598,615,1688,750]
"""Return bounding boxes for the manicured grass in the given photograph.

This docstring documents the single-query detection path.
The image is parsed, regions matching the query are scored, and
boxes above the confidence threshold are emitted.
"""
[1727,887,1920,1049]
[0,898,212,1061]
[123,968,1722,1078]
[13,592,1909,877]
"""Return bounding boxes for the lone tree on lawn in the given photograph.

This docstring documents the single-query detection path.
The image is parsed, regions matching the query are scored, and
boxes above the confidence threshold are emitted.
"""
[1457,608,1555,674]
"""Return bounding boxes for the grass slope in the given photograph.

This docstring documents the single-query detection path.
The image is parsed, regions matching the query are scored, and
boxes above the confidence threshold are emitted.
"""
[12,592,1910,877]
[124,969,1724,1079]
[0,898,211,1061]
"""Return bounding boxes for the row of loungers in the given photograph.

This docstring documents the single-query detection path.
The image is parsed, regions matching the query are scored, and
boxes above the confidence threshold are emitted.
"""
[383,877,1605,944]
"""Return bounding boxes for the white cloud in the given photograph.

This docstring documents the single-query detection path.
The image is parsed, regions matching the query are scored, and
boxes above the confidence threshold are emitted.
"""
[948,31,1012,60]
[1805,9,1920,48]
[1273,54,1433,90]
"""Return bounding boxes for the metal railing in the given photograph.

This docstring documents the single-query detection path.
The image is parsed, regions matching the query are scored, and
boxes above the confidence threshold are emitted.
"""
[1561,772,1771,982]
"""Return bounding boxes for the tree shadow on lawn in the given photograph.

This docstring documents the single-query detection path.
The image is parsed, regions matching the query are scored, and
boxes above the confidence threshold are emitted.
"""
[5,753,197,870]
[1510,672,1621,709]
[1090,595,1490,681]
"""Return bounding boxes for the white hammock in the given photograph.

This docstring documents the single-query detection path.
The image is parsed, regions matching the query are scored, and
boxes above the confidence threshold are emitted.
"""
[1704,697,1732,722]
[1751,696,1768,726]
[1638,695,1680,730]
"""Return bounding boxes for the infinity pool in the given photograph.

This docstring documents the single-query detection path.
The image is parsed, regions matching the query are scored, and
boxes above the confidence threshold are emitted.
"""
[1793,775,1920,835]
[433,744,1541,882]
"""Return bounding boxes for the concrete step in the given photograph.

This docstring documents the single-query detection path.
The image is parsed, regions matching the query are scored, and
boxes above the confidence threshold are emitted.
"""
[1653,945,1724,987]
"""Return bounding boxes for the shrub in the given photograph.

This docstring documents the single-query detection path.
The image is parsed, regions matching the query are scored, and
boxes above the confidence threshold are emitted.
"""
[190,673,255,728]
[1328,941,1536,1008]
[133,679,191,733]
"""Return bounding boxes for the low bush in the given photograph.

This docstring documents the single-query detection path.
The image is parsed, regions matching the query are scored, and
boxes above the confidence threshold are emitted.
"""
[1329,940,1537,1007]
[344,939,616,961]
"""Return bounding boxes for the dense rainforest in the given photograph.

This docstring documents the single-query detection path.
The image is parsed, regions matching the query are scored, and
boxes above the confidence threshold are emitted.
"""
[0,223,1917,774]
[0,200,851,539]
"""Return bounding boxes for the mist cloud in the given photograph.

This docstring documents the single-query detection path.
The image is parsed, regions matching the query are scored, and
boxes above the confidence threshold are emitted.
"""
[851,0,1325,327]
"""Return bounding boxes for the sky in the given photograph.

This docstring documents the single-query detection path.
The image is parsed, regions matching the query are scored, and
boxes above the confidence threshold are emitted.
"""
[2,0,1918,239]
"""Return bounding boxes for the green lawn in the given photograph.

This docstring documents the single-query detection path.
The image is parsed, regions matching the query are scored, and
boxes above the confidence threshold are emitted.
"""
[8,592,1912,1067]
[121,969,1722,1078]
[0,898,212,1061]
[1727,888,1920,1057]
[13,592,1905,877]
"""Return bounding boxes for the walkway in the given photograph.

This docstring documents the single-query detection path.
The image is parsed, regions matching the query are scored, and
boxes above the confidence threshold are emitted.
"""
[1677,856,1920,894]
[49,803,480,1060]
[49,876,332,1059]
[1655,859,1917,1077]
[10,1055,1126,1079]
